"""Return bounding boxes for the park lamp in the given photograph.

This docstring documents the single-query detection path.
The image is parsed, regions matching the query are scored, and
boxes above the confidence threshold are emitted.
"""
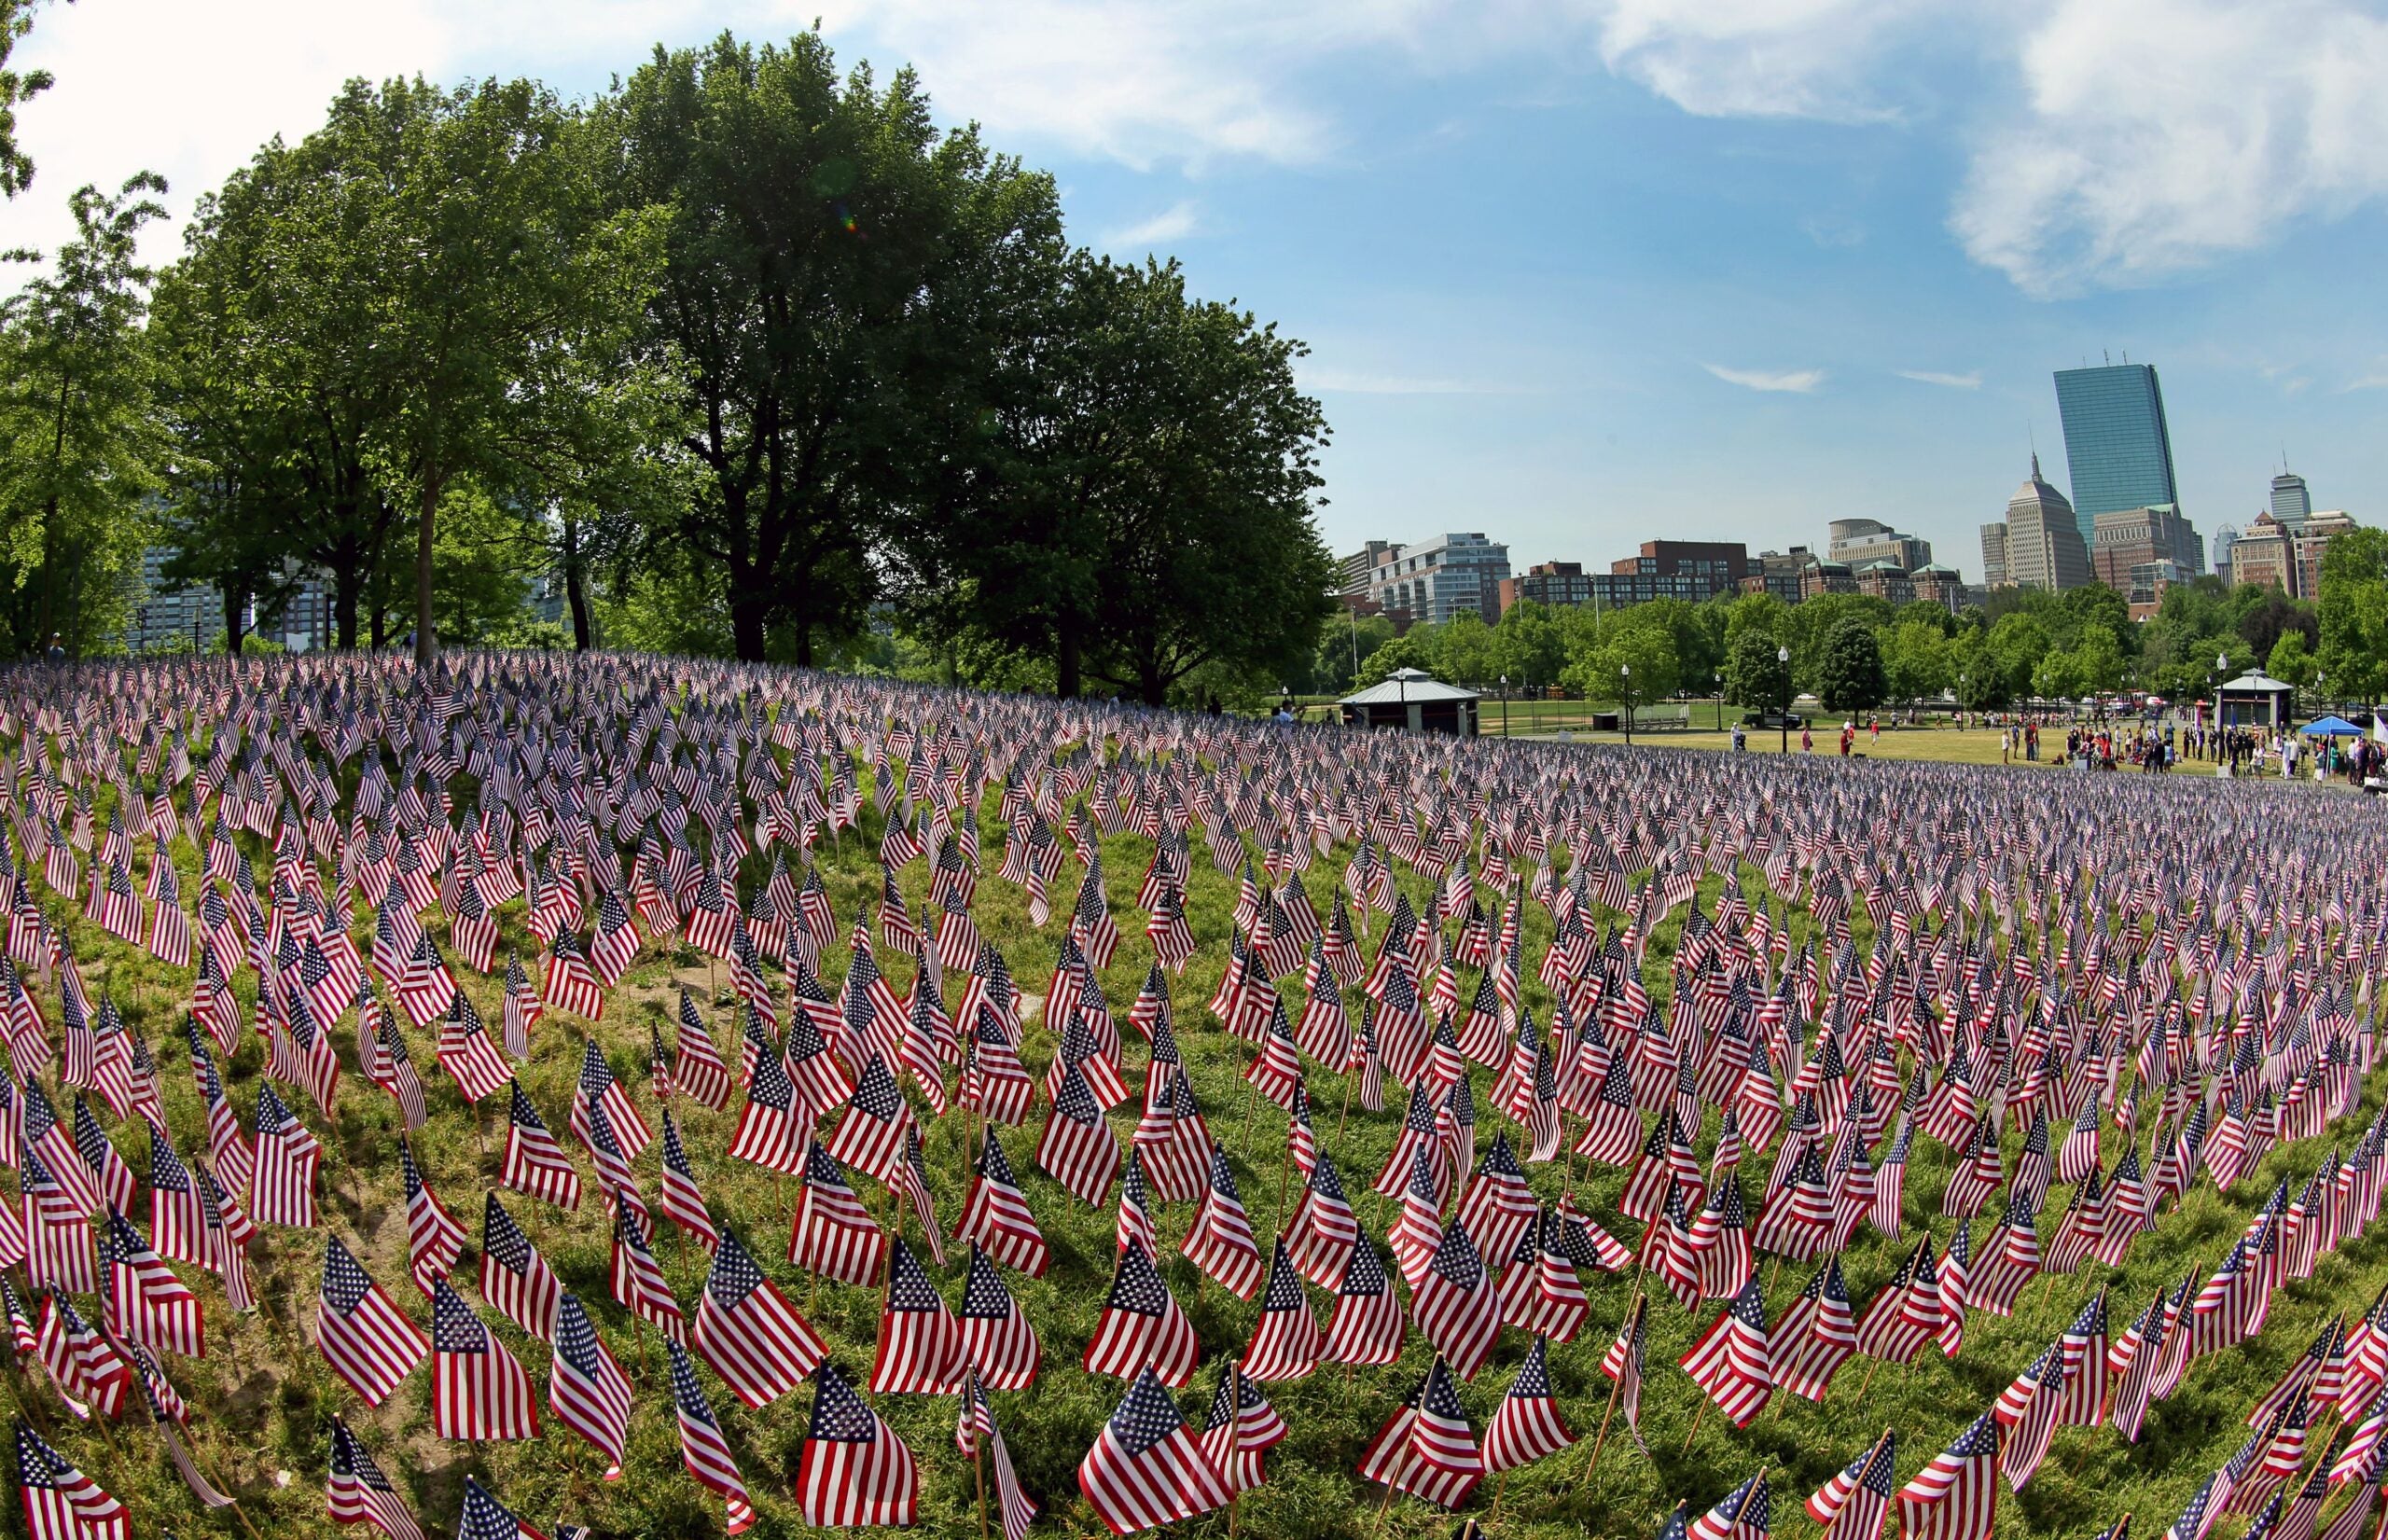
[1777,645,1791,754]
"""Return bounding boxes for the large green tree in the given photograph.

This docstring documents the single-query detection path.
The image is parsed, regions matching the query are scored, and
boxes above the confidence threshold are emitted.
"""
[1723,626,1791,711]
[604,31,1062,665]
[0,172,167,654]
[1817,616,1887,715]
[0,0,68,199]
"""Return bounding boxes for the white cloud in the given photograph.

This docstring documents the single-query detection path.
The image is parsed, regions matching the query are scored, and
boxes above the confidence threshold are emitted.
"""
[1105,200,1202,250]
[1704,363,1826,393]
[1951,0,2388,295]
[1584,0,1941,122]
[1895,368,1982,388]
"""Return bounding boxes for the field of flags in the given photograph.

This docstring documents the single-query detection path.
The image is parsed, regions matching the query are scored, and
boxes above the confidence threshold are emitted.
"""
[2,651,2387,1540]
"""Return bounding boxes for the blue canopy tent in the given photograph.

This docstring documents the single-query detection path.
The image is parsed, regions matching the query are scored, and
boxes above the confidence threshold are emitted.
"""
[2302,715,2366,737]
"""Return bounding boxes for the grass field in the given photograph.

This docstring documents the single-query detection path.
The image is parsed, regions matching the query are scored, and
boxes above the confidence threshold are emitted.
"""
[12,709,2384,1540]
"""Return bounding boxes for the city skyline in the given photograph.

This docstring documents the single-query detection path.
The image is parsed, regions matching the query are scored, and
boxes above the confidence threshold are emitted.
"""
[11,1,2388,574]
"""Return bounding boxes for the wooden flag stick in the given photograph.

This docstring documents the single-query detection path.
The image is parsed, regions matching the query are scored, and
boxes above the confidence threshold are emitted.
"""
[1580,1370,1623,1491]
[970,1372,992,1540]
[1856,1356,1883,1401]
[1681,1399,1709,1455]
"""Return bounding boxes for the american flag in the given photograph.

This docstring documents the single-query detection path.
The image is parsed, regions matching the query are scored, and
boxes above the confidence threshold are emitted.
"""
[797,1361,919,1527]
[1854,1235,1943,1366]
[1897,1412,2002,1540]
[36,1294,128,1419]
[1689,1467,1774,1540]
[97,1210,203,1359]
[890,1122,944,1264]
[1808,1430,1897,1540]
[1077,1366,1233,1535]
[247,1080,320,1228]
[956,1242,1042,1390]
[499,1080,583,1210]
[1084,1239,1200,1385]
[870,1236,964,1394]
[825,1052,914,1182]
[1243,1238,1323,1383]
[14,1422,127,1540]
[548,1293,633,1478]
[326,1416,427,1540]
[955,1131,1050,1278]
[479,1192,562,1341]
[2161,1468,2225,1540]
[694,1228,828,1408]
[454,1478,547,1540]
[317,1235,427,1407]
[790,1139,886,1287]
[670,991,734,1111]
[1199,1355,1287,1492]
[1034,1062,1120,1206]
[1411,1215,1502,1380]
[726,1043,808,1176]
[1360,1355,1482,1511]
[957,1373,1038,1540]
[146,1124,206,1268]
[569,1035,651,1161]
[667,1337,757,1533]
[1601,1290,1650,1453]
[1681,1275,1774,1426]
[398,1138,465,1297]
[1182,1145,1264,1298]
[72,1098,135,1214]
[542,923,607,1020]
[609,1203,687,1345]
[430,1278,541,1441]
[659,1109,722,1253]
[437,992,514,1103]
[1482,1334,1575,1471]
[1993,1343,2062,1491]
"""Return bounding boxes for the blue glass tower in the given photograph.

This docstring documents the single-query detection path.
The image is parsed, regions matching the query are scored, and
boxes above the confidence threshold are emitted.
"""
[2053,364,2180,545]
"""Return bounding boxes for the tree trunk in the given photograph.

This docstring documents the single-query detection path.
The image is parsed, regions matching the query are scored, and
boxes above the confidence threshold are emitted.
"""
[332,565,361,652]
[727,563,768,662]
[1056,618,1082,700]
[1139,661,1167,708]
[561,507,591,650]
[221,576,246,656]
[414,475,441,667]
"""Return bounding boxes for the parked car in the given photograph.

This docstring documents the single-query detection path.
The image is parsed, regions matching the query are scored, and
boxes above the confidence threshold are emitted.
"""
[1742,710,1806,729]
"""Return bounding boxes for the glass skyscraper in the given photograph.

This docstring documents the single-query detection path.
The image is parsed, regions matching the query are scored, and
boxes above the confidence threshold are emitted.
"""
[2053,364,2180,545]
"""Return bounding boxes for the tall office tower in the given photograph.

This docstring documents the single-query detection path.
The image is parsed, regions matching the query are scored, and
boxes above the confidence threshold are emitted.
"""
[2053,363,2180,546]
[2270,469,2311,527]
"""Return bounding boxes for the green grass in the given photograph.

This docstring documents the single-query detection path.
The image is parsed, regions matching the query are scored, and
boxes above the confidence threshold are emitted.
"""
[13,722,2382,1540]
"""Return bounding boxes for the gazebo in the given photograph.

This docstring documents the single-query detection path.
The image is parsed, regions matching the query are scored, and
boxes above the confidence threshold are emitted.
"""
[1339,668,1479,735]
[2215,672,2294,731]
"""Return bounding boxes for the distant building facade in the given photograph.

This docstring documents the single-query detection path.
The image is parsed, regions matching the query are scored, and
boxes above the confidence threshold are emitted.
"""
[1744,548,1812,604]
[122,546,219,653]
[1498,561,1594,614]
[2270,469,2312,527]
[2212,523,2239,587]
[1363,533,1510,624]
[1983,454,2093,591]
[2227,508,2360,599]
[1339,540,1397,598]
[2055,363,2181,546]
[2090,503,2203,593]
[1826,519,1933,573]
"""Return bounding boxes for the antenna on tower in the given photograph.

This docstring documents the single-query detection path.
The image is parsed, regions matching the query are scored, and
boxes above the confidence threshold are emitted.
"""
[2103,349,2111,365]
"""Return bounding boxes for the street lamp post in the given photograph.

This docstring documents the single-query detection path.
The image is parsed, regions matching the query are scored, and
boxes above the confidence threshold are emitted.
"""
[1620,663,1632,746]
[1498,674,1509,739]
[2215,650,2229,755]
[1715,670,1724,732]
[1778,645,1791,755]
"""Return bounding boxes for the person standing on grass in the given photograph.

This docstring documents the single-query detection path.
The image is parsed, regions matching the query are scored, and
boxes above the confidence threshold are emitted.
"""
[1801,724,1813,754]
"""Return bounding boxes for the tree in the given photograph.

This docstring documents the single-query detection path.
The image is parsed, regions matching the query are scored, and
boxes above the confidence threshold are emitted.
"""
[1490,600,1564,695]
[1723,627,1790,711]
[910,254,1332,704]
[1817,617,1886,715]
[2314,526,2388,702]
[0,0,69,199]
[604,31,1063,665]
[1881,619,1952,708]
[2267,630,2315,690]
[1563,615,1678,709]
[0,172,167,655]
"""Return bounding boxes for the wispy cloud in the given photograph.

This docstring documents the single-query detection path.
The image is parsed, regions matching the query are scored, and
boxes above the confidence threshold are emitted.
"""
[1105,200,1201,250]
[1895,368,1982,389]
[2343,363,2388,393]
[1704,363,1826,394]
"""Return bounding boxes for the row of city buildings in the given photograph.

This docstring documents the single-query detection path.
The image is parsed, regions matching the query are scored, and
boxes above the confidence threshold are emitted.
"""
[1342,362,2363,632]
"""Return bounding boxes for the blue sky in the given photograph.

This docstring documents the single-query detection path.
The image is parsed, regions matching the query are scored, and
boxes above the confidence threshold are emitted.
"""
[12,0,2388,578]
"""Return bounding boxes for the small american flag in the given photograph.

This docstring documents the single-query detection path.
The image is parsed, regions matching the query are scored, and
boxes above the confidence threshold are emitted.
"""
[790,1139,886,1288]
[869,1237,964,1395]
[15,1421,127,1540]
[398,1139,465,1297]
[1083,1239,1200,1385]
[667,1337,756,1533]
[1482,1334,1574,1472]
[548,1293,632,1478]
[956,1243,1042,1390]
[326,1416,426,1540]
[797,1362,919,1527]
[454,1478,547,1540]
[430,1278,541,1441]
[1689,1467,1773,1540]
[957,1373,1037,1540]
[498,1080,583,1211]
[1809,1430,1897,1540]
[694,1228,828,1408]
[1898,1412,2001,1540]
[1681,1274,1774,1426]
[1360,1355,1482,1511]
[317,1235,426,1406]
[479,1192,562,1341]
[1077,1366,1232,1535]
[956,1131,1050,1278]
[97,1210,202,1360]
